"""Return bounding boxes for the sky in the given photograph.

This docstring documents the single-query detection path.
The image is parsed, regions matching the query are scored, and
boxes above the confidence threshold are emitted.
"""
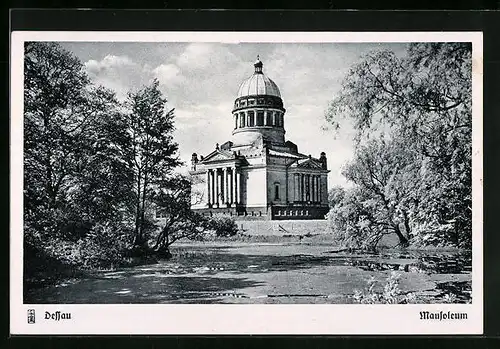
[60,41,407,188]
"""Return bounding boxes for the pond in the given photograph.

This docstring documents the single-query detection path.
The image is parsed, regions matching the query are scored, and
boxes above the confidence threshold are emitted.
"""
[24,242,472,304]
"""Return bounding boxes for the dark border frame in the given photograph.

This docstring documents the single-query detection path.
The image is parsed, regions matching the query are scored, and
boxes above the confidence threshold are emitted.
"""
[7,7,500,348]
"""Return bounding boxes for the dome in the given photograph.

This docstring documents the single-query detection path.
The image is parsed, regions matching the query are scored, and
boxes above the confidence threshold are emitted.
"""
[236,57,281,98]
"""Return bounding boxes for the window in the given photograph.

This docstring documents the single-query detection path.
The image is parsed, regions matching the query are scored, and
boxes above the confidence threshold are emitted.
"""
[248,111,255,126]
[248,99,255,105]
[266,112,272,126]
[256,111,264,126]
[234,114,238,129]
[258,98,264,105]
[278,114,284,127]
[240,112,245,127]
[274,183,280,200]
[240,100,247,107]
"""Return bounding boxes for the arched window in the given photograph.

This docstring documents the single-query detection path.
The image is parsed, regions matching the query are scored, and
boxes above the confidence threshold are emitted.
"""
[274,183,280,200]
[256,111,264,126]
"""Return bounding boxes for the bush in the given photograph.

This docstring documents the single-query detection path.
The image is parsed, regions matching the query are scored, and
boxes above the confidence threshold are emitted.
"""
[76,222,132,269]
[207,215,238,237]
[353,272,417,304]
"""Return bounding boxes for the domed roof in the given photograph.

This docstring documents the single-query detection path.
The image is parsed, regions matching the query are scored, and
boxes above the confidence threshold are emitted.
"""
[236,57,281,98]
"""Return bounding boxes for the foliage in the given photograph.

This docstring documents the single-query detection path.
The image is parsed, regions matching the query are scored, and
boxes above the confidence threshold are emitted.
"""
[207,215,239,237]
[328,186,346,208]
[353,272,417,304]
[126,79,180,246]
[23,42,161,275]
[76,222,132,269]
[325,43,472,249]
[152,175,208,258]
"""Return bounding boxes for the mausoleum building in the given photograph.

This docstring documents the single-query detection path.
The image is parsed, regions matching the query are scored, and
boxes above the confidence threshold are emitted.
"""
[189,57,329,220]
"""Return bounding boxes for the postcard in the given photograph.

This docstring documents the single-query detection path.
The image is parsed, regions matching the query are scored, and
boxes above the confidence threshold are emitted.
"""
[10,30,483,334]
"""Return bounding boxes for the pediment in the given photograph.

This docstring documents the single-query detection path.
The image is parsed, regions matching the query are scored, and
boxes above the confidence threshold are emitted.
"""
[293,158,324,169]
[200,150,234,163]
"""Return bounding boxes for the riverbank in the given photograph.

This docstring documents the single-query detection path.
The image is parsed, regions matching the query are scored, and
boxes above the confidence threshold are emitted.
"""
[25,236,471,304]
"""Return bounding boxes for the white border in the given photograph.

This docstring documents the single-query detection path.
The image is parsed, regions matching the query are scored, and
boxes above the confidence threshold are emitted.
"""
[10,31,483,335]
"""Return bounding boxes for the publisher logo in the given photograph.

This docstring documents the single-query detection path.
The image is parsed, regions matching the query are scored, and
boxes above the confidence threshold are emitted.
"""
[27,309,35,324]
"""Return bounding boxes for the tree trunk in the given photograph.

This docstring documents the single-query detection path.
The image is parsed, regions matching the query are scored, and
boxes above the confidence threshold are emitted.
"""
[133,170,142,245]
[155,229,172,259]
[394,226,409,247]
[402,210,412,237]
[139,168,148,243]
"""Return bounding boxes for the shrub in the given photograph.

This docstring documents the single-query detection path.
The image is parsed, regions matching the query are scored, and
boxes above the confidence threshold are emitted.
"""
[207,215,238,237]
[76,222,132,269]
[353,272,418,304]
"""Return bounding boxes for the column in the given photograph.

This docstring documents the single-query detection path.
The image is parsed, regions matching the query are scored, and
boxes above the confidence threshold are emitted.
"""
[301,174,305,201]
[206,170,211,206]
[232,167,238,205]
[246,111,251,127]
[316,176,320,202]
[236,172,241,204]
[264,111,268,126]
[229,168,234,205]
[224,167,229,205]
[317,176,322,203]
[272,112,276,126]
[211,170,216,207]
[293,173,299,201]
[220,168,225,205]
[309,175,313,202]
[312,175,318,202]
[309,175,314,202]
[215,169,221,207]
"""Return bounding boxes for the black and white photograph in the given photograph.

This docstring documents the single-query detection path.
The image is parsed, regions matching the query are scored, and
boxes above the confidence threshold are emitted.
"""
[10,31,483,334]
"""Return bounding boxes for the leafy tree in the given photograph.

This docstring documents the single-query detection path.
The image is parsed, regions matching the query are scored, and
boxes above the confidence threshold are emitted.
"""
[126,79,180,247]
[326,43,472,248]
[330,139,418,249]
[24,42,136,274]
[24,42,91,241]
[63,87,135,240]
[152,175,207,258]
[328,186,346,207]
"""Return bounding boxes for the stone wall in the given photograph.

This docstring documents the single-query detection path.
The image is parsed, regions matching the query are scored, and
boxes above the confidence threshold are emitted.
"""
[235,219,330,236]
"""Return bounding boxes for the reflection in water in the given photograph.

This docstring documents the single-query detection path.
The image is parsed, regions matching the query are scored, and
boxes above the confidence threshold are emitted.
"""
[25,244,472,304]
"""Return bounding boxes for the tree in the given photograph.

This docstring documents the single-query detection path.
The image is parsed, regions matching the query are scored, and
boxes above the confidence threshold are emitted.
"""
[328,186,346,208]
[126,80,180,247]
[63,87,135,239]
[152,175,207,258]
[24,42,136,273]
[326,43,472,248]
[24,42,92,242]
[338,139,419,248]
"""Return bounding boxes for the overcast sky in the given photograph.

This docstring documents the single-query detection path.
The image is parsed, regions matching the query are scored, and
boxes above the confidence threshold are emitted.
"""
[60,41,407,188]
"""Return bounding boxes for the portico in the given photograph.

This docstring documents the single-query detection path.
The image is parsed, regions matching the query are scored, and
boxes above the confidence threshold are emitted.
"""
[205,166,241,207]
